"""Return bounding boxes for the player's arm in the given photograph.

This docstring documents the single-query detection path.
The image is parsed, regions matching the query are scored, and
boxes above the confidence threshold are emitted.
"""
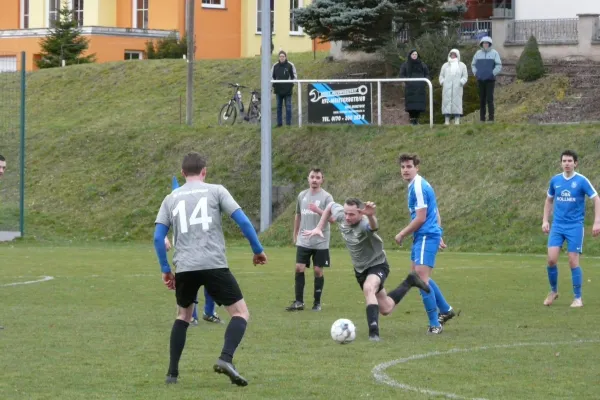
[293,214,300,243]
[583,180,600,236]
[231,209,267,265]
[395,208,426,245]
[359,201,378,231]
[543,180,555,233]
[308,202,336,223]
[436,210,447,249]
[396,185,427,245]
[542,196,553,233]
[154,223,171,273]
[154,198,175,289]
[293,197,301,243]
[303,203,334,238]
[592,196,600,236]
[220,186,267,265]
[154,222,176,290]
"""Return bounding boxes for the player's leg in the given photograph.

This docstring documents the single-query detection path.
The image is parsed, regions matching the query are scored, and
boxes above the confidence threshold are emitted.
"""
[544,226,564,305]
[413,236,444,334]
[205,269,249,387]
[203,288,223,323]
[311,249,330,311]
[378,269,430,316]
[166,271,201,384]
[566,225,584,307]
[361,272,383,341]
[287,247,310,311]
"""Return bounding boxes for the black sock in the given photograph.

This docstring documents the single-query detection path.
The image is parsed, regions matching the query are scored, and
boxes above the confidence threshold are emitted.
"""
[219,316,248,363]
[388,279,412,305]
[366,304,380,336]
[295,272,305,303]
[168,319,190,376]
[314,276,324,303]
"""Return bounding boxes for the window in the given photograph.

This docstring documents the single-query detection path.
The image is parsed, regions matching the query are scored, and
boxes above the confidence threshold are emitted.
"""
[257,0,274,34]
[202,0,225,9]
[21,0,30,29]
[48,0,60,27]
[133,0,149,29]
[289,0,303,34]
[72,0,84,26]
[125,51,144,60]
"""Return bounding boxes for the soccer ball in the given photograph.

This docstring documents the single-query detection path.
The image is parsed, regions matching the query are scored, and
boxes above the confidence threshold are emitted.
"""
[330,318,356,344]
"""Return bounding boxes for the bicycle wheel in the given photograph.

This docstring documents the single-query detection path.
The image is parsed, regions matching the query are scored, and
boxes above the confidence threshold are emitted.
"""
[218,103,237,125]
[246,102,261,124]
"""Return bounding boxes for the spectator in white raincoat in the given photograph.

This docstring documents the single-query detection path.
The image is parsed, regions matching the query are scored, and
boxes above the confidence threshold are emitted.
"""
[439,48,468,125]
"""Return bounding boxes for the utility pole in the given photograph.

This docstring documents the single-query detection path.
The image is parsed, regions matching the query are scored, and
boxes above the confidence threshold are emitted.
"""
[186,0,195,126]
[260,0,273,232]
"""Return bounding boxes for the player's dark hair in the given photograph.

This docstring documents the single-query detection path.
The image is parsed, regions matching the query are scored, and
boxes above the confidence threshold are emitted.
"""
[561,150,578,162]
[398,153,420,166]
[181,152,207,176]
[0,154,5,161]
[345,197,364,209]
[309,167,323,176]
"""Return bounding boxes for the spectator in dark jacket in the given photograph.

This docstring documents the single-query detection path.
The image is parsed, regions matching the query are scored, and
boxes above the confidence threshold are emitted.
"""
[471,36,502,122]
[400,49,430,125]
[271,51,297,127]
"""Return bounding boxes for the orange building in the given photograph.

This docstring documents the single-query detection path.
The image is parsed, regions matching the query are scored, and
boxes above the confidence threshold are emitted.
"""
[0,0,328,71]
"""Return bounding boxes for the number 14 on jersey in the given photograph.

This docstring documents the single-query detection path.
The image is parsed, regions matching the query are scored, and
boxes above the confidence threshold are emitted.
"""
[173,197,213,233]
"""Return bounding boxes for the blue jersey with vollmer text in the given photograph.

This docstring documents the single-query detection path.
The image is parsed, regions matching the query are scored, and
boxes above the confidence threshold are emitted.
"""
[547,172,597,225]
[407,175,442,237]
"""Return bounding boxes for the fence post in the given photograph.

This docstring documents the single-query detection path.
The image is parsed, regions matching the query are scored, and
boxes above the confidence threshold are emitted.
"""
[298,82,302,127]
[426,79,433,128]
[377,81,382,126]
[19,51,26,237]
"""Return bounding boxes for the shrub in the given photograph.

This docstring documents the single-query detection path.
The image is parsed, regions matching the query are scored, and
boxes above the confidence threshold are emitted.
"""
[516,35,546,82]
[145,33,187,60]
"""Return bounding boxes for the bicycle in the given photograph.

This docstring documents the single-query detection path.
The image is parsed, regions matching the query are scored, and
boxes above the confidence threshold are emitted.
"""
[218,83,261,125]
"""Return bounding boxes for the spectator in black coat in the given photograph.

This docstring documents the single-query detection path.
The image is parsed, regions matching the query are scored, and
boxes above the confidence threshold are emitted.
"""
[271,51,297,127]
[400,49,430,125]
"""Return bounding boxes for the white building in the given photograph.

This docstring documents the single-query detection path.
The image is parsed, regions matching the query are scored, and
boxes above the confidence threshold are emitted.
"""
[514,0,599,20]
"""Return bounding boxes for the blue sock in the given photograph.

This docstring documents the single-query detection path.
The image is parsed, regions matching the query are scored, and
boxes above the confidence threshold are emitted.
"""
[429,279,451,314]
[420,288,440,327]
[547,265,558,292]
[192,295,198,320]
[204,288,216,316]
[571,267,582,299]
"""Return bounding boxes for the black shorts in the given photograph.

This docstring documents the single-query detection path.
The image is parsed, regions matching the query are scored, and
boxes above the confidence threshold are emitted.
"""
[354,262,390,293]
[175,269,243,308]
[296,246,330,268]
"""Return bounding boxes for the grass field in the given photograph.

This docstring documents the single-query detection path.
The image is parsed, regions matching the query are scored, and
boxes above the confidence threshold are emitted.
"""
[1,244,599,400]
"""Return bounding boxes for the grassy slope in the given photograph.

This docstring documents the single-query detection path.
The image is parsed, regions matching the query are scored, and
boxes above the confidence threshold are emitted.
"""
[0,55,598,255]
[260,123,600,255]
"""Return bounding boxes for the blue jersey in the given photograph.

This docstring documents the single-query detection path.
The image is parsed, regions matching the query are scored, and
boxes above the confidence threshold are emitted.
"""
[547,172,597,225]
[407,175,442,237]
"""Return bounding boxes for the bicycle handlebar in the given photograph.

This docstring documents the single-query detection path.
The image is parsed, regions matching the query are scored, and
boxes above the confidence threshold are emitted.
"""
[227,83,247,89]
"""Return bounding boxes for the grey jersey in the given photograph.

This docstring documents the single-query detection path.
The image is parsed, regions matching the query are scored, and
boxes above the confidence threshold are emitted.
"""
[295,188,333,249]
[331,203,387,273]
[155,181,240,272]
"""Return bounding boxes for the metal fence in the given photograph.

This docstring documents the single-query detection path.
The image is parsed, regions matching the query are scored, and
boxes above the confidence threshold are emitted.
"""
[396,20,492,44]
[0,51,26,239]
[506,19,579,44]
[458,20,492,42]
